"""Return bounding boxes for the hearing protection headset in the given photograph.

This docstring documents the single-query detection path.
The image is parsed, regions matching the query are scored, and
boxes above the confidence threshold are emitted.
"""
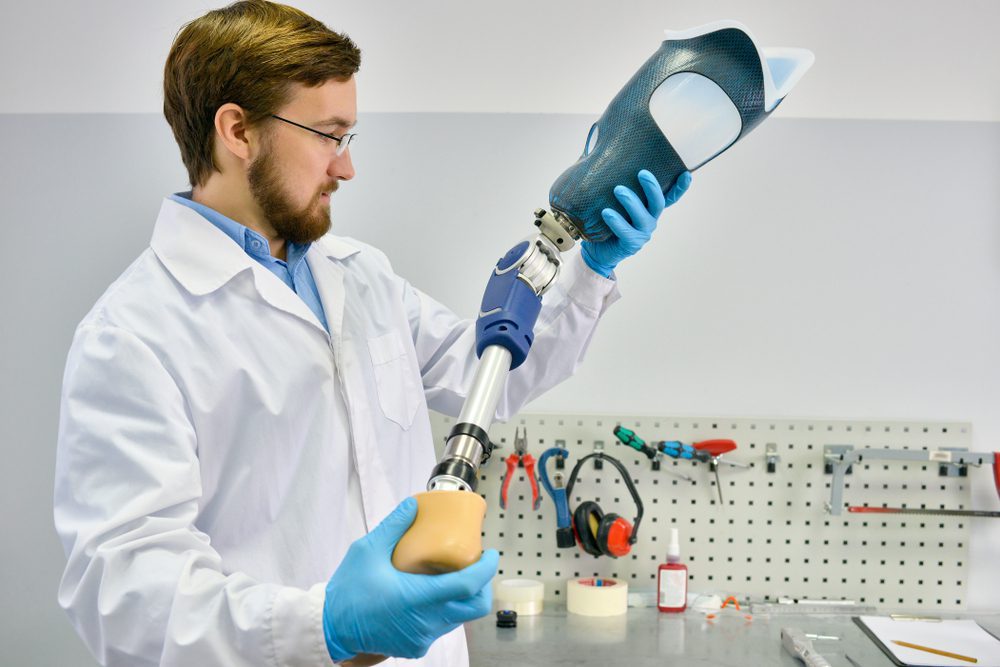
[564,452,644,558]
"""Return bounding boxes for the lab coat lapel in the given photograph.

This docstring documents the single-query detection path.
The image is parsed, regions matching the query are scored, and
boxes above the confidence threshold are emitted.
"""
[306,240,350,354]
[308,237,397,530]
[151,197,328,335]
[250,265,328,335]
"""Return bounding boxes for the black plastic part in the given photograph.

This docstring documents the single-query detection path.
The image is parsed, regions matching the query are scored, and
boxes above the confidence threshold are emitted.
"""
[447,422,493,465]
[824,462,853,475]
[767,461,776,474]
[556,455,565,470]
[556,527,576,548]
[429,458,479,492]
[496,610,518,628]
[652,460,661,471]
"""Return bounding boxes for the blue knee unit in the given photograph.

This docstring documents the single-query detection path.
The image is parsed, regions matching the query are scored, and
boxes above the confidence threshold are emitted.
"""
[475,241,543,369]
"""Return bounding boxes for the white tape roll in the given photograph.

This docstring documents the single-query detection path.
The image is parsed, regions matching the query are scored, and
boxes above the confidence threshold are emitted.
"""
[495,578,545,616]
[566,578,628,616]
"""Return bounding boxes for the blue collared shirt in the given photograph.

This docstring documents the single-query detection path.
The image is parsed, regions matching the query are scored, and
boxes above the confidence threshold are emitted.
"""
[169,192,329,332]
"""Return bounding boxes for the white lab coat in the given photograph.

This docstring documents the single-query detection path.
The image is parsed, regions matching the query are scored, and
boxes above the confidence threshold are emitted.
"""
[54,197,620,666]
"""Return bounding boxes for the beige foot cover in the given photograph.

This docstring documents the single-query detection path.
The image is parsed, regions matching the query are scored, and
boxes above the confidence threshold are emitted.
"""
[392,490,487,574]
[345,491,487,666]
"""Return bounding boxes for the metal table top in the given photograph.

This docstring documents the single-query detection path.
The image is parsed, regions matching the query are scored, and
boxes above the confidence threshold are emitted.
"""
[467,605,1000,666]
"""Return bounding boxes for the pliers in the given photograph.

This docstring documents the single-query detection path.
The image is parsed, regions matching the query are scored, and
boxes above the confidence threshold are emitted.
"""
[499,427,541,510]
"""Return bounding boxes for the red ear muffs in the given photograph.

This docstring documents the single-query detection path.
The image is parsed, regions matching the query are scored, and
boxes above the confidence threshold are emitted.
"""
[597,513,634,558]
[573,501,605,556]
[565,452,644,559]
[573,504,635,558]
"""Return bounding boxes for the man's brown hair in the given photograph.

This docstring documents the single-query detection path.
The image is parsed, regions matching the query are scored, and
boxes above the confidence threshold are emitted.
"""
[163,0,361,187]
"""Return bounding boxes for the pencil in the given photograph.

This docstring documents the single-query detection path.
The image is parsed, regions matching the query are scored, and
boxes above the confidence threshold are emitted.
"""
[891,639,978,663]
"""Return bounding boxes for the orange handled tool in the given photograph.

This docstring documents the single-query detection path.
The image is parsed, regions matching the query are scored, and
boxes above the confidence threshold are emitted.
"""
[499,427,541,510]
[693,439,738,458]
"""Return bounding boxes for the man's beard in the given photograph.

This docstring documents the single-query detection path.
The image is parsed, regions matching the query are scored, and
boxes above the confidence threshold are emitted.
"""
[247,139,334,245]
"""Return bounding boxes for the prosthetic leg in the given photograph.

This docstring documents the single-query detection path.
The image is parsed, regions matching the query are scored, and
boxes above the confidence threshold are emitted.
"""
[392,220,568,574]
[391,19,812,575]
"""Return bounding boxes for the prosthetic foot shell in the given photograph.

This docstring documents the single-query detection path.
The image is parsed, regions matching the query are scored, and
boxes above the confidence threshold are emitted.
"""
[548,20,813,242]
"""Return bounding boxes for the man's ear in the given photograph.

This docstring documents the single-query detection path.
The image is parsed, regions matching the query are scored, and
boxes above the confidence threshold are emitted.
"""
[213,103,257,162]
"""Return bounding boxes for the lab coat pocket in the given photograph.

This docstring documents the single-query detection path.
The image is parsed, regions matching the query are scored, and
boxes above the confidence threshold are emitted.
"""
[367,332,420,429]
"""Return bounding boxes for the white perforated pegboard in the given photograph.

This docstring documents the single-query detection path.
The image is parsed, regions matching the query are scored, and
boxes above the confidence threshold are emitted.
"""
[430,413,975,610]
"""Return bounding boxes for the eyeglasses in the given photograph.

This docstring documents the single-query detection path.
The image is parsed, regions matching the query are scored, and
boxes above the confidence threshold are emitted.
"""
[269,114,356,156]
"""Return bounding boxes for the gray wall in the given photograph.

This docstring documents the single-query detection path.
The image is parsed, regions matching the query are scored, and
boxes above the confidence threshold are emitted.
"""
[4,0,1000,122]
[2,112,998,665]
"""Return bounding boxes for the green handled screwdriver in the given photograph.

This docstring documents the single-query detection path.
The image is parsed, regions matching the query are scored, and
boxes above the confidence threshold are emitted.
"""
[613,425,659,460]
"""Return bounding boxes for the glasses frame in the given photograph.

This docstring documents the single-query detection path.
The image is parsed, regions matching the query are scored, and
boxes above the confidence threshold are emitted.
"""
[269,114,356,156]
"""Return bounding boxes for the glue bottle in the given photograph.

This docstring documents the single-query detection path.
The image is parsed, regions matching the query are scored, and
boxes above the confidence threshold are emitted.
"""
[657,528,687,612]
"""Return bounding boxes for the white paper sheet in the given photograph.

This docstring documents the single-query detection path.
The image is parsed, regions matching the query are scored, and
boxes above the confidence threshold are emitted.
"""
[857,616,1000,667]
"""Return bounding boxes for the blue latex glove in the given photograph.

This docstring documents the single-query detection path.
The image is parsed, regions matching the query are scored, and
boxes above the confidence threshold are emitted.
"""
[323,497,499,661]
[581,169,692,277]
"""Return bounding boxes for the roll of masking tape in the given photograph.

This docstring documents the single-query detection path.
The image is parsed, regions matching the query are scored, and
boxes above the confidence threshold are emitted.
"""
[566,578,628,616]
[495,579,545,615]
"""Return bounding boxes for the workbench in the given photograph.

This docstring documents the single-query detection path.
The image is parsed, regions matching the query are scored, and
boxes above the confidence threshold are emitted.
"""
[467,606,1000,666]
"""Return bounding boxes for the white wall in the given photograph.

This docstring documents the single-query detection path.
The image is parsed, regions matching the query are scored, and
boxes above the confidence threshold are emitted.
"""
[1,0,999,120]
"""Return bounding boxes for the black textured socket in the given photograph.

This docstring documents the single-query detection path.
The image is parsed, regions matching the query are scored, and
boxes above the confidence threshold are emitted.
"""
[447,422,493,464]
[556,527,576,549]
[549,27,770,242]
[429,458,478,492]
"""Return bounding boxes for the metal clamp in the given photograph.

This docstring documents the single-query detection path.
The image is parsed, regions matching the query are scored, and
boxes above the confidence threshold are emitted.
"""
[765,442,780,473]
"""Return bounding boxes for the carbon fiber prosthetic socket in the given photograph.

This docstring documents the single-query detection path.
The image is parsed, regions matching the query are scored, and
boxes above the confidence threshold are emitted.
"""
[548,28,770,242]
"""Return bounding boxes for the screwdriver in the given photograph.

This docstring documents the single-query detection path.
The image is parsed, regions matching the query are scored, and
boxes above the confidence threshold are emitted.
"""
[613,426,713,462]
[612,425,658,459]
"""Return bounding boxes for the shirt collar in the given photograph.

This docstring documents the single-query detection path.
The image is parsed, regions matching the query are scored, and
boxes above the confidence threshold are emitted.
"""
[168,191,311,265]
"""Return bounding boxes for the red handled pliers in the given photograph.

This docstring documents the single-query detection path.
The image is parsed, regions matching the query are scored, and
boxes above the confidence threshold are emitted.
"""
[499,427,541,510]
